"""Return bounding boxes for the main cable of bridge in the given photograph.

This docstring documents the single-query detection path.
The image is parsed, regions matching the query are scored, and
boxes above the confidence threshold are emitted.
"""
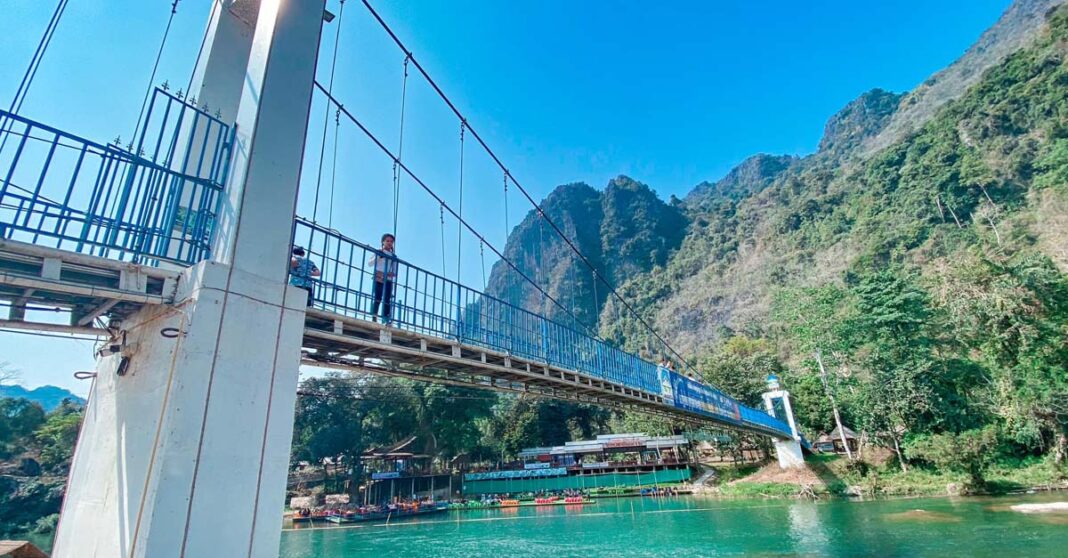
[357,0,699,374]
[0,0,69,158]
[314,83,599,340]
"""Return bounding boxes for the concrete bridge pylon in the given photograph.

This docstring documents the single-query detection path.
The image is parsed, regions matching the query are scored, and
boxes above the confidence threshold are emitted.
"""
[762,374,806,469]
[52,1,326,557]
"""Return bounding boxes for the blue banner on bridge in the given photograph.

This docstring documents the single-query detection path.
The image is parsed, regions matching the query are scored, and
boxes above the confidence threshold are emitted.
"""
[658,367,741,422]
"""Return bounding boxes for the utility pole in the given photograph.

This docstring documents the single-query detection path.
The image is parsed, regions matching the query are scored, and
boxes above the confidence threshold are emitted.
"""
[815,350,853,461]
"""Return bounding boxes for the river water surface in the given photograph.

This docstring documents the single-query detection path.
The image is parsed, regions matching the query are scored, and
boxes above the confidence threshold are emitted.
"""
[278,492,1068,557]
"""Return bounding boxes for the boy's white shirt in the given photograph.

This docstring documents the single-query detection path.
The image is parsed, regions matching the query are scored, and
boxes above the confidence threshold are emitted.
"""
[368,249,397,276]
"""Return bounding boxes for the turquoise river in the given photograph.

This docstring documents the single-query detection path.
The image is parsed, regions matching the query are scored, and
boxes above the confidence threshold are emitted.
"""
[278,492,1068,557]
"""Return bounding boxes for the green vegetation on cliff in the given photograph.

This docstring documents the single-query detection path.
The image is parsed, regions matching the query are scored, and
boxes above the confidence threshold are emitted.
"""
[483,5,1068,485]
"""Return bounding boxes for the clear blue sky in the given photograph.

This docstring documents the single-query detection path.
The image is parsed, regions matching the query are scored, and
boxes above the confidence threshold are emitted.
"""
[0,0,1011,395]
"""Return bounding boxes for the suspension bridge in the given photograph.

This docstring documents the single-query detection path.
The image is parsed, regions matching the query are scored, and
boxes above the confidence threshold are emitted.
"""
[0,1,807,556]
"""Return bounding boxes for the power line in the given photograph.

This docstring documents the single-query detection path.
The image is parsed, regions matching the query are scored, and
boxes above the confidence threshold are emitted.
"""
[357,0,696,373]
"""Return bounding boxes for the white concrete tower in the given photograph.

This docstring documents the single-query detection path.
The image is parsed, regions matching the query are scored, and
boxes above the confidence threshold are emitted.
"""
[52,1,326,557]
[762,373,806,469]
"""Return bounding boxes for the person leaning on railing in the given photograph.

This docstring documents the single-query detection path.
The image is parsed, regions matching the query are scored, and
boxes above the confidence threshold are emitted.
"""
[290,246,320,306]
[368,232,397,324]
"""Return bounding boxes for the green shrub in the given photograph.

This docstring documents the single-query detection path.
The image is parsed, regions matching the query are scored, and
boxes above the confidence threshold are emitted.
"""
[905,426,999,488]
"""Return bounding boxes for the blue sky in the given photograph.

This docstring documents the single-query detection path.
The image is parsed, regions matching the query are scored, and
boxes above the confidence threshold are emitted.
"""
[0,0,1011,395]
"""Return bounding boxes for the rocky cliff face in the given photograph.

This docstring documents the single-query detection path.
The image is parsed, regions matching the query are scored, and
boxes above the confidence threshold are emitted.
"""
[488,2,1068,361]
[607,3,1068,355]
[686,154,799,208]
[860,0,1067,156]
[817,88,904,159]
[484,177,686,329]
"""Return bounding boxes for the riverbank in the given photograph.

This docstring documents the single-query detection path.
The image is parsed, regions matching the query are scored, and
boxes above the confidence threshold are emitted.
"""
[279,492,1068,557]
[706,455,1068,499]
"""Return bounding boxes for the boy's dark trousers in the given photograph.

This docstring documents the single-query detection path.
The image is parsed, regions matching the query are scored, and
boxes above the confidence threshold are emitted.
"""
[372,280,393,320]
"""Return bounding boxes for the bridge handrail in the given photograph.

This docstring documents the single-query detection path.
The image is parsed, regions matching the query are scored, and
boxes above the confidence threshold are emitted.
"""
[293,218,794,438]
[0,94,234,265]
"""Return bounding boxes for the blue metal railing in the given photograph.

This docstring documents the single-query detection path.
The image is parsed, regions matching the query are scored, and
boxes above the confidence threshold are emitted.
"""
[293,218,663,390]
[0,98,791,437]
[294,218,793,438]
[0,88,234,265]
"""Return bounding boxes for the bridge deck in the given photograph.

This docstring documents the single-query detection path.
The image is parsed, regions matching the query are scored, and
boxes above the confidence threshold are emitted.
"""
[300,309,789,437]
[0,239,177,335]
[302,308,682,418]
[0,109,795,441]
[0,239,793,439]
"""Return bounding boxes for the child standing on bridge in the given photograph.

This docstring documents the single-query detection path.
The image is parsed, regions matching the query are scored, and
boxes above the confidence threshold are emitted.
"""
[369,233,397,324]
[290,246,320,306]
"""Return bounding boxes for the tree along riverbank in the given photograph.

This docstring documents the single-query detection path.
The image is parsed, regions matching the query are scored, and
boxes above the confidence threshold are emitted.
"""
[703,454,1068,499]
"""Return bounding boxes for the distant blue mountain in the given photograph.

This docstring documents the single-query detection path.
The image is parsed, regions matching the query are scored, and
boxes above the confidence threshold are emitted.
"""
[0,384,86,411]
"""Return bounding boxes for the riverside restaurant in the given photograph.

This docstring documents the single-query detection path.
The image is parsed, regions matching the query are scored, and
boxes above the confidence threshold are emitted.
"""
[462,433,692,495]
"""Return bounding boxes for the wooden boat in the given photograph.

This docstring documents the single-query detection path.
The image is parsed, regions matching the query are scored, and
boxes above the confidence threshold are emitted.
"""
[291,510,333,523]
[526,497,595,507]
[325,503,449,524]
[447,497,596,511]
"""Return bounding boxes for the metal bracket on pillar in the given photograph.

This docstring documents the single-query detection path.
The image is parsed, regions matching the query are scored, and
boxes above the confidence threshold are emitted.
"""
[162,276,178,301]
[41,257,61,280]
[119,268,148,293]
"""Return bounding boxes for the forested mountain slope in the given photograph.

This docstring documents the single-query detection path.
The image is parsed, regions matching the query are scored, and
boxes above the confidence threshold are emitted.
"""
[606,4,1068,356]
[484,176,686,329]
[289,3,1068,480]
[481,4,1068,464]
[862,0,1068,156]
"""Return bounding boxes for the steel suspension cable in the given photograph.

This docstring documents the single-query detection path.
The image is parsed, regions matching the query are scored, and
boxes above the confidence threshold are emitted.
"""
[131,0,181,146]
[503,172,510,238]
[329,107,341,229]
[393,55,410,236]
[480,240,487,288]
[569,254,577,319]
[537,218,547,310]
[0,0,69,156]
[312,0,346,224]
[439,204,447,277]
[6,0,68,116]
[358,0,695,371]
[456,121,466,283]
[316,83,598,338]
[592,269,599,321]
[184,0,220,96]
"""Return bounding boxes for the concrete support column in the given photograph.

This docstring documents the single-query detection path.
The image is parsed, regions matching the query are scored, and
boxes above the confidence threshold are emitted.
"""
[762,374,806,470]
[773,438,806,469]
[52,1,326,556]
